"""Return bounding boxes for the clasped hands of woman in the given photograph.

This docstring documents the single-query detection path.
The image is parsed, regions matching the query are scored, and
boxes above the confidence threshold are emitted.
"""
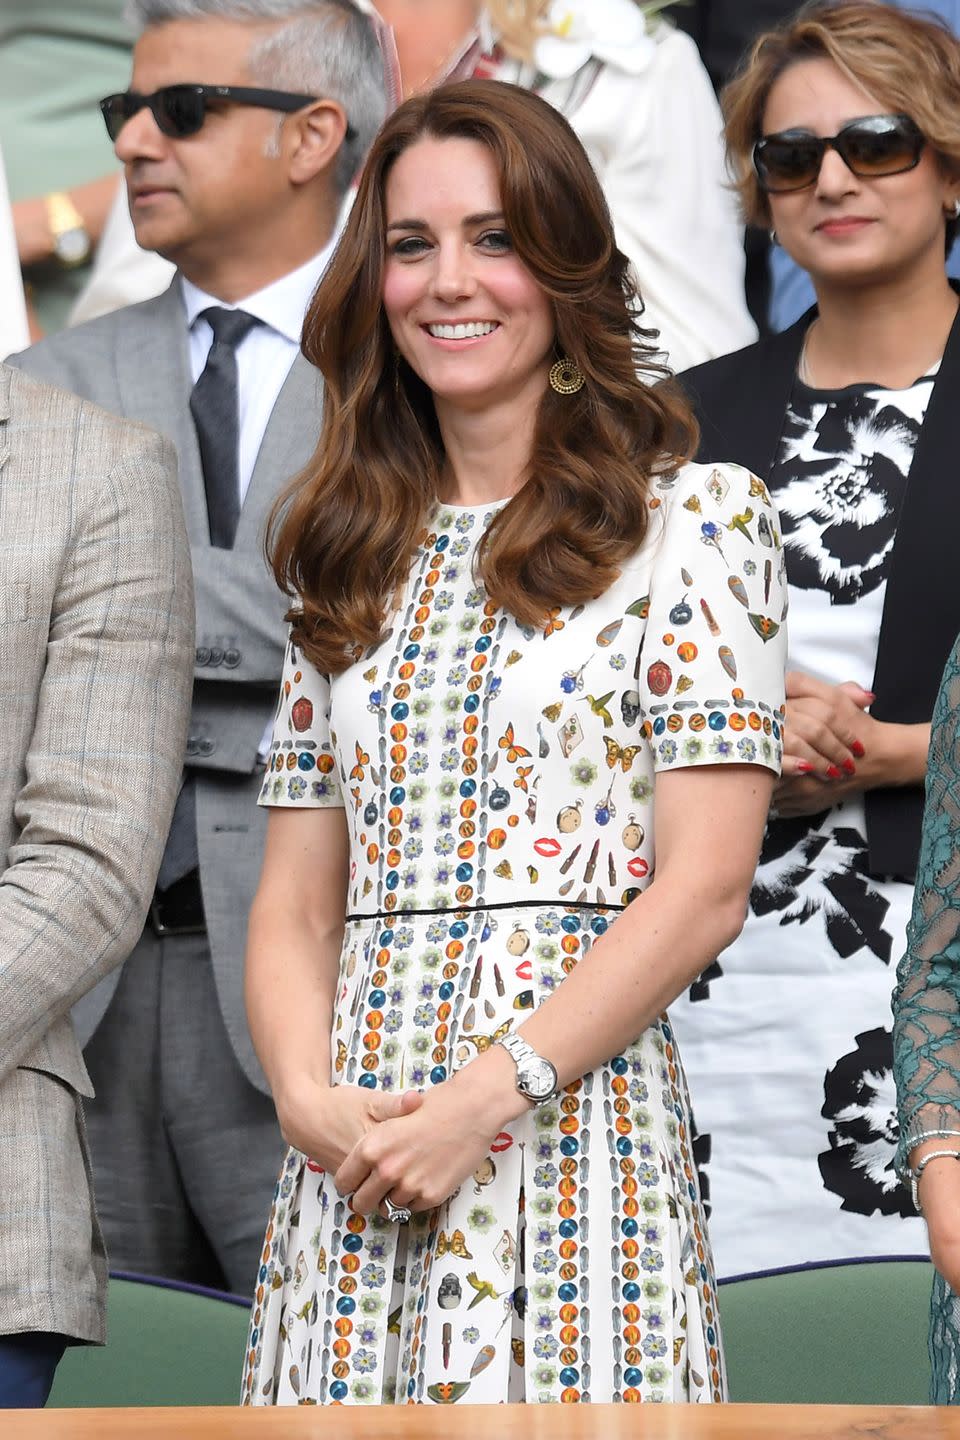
[277,1048,525,1221]
[776,669,927,817]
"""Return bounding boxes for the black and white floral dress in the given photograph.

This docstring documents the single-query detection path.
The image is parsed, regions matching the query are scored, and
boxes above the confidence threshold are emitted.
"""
[672,370,936,1277]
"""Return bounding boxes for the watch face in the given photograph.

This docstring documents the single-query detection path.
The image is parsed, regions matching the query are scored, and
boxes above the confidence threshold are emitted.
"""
[520,1058,557,1101]
[56,227,91,266]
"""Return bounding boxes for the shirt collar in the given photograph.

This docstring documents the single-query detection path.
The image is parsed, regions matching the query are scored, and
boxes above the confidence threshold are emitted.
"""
[180,225,341,343]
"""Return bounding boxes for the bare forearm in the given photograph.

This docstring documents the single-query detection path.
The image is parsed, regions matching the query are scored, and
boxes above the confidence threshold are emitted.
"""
[872,721,930,788]
[456,871,747,1124]
[244,902,340,1109]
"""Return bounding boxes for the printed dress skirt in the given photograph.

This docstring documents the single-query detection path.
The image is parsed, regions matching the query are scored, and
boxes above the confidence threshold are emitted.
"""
[242,906,724,1406]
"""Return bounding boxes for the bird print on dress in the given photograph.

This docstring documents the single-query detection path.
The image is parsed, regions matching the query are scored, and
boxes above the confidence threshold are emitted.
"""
[245,460,786,1406]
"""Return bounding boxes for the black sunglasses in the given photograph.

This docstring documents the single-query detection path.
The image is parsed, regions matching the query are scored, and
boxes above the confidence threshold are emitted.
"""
[753,113,925,194]
[99,84,353,142]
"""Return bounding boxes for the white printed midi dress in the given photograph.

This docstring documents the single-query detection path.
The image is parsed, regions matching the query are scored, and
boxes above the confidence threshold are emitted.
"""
[242,459,787,1407]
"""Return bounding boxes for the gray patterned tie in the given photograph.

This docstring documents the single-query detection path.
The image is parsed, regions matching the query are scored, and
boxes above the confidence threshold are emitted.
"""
[189,306,261,549]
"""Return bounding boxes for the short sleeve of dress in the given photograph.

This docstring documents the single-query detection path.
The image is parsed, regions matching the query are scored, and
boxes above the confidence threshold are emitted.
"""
[258,635,343,809]
[638,461,787,775]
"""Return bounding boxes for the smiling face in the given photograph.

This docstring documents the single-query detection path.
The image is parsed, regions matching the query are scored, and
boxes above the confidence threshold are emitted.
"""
[381,135,555,418]
[762,56,957,290]
[116,18,294,272]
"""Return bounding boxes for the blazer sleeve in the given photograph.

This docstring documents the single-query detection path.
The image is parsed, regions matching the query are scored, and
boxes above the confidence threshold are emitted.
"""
[0,416,195,1084]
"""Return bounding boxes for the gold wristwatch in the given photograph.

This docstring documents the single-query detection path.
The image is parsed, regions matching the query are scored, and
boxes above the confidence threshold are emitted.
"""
[45,191,91,268]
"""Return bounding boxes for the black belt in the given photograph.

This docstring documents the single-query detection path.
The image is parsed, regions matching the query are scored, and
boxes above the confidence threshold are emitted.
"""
[150,868,206,937]
[344,898,627,922]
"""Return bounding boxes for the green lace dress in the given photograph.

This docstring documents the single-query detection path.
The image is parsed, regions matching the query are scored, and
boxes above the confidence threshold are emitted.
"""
[893,634,960,1403]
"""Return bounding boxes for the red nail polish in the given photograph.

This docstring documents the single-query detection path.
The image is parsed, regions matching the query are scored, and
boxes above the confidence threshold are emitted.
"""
[826,765,841,779]
[795,761,814,773]
[851,740,866,758]
[842,758,856,775]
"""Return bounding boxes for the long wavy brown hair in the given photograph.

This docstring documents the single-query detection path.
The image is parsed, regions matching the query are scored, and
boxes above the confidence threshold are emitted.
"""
[269,79,698,675]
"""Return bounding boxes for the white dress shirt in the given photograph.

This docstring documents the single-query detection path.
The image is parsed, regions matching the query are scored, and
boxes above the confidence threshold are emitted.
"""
[180,239,338,758]
[180,238,338,502]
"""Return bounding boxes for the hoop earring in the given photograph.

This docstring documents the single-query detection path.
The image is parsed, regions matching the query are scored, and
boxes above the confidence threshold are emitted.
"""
[548,356,585,395]
[769,228,780,247]
[949,198,960,219]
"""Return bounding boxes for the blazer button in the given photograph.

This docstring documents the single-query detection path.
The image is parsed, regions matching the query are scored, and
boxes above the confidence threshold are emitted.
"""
[198,738,217,756]
[185,736,200,756]
[223,648,241,669]
[209,647,224,667]
[195,646,211,666]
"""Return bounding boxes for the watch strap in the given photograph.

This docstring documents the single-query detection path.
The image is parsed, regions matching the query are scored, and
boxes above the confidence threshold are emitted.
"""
[498,1033,538,1068]
[46,191,90,267]
[46,191,86,239]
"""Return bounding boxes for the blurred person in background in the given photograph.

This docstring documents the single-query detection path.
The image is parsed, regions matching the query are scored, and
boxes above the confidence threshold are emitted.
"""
[77,0,757,370]
[9,0,387,1295]
[670,0,960,1278]
[668,0,806,328]
[0,368,193,1408]
[0,0,132,337]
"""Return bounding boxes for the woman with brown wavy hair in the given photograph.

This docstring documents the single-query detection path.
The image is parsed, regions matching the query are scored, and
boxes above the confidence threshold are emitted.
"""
[368,0,756,371]
[241,78,786,1408]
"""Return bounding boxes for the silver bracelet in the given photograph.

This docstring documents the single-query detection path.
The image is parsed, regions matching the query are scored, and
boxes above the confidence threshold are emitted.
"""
[900,1127,960,1183]
[906,1126,960,1150]
[909,1147,960,1213]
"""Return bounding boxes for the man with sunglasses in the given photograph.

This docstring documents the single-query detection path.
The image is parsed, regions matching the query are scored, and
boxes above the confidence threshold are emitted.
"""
[8,0,389,1297]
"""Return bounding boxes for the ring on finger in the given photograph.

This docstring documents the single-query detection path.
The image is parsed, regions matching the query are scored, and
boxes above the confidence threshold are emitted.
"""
[383,1197,412,1225]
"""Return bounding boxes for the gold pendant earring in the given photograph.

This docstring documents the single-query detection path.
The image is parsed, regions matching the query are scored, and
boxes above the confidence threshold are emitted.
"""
[548,357,585,395]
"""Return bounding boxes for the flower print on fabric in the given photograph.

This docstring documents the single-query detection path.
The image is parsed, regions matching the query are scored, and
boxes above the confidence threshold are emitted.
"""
[244,464,786,1408]
[771,381,928,605]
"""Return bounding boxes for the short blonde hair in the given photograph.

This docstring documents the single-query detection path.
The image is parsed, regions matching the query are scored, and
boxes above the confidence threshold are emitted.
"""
[723,0,960,243]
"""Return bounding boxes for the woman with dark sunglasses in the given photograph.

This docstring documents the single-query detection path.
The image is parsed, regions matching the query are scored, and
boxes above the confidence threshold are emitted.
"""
[666,0,960,1334]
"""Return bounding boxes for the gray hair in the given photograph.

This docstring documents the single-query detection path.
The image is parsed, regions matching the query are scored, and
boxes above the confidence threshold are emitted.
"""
[124,0,387,193]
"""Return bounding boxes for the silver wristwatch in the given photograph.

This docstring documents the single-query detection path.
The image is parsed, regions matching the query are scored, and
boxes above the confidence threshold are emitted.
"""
[496,1032,559,1106]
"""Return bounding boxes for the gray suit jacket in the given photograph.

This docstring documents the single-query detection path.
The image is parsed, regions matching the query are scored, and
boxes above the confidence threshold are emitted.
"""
[0,365,193,1338]
[9,279,323,1092]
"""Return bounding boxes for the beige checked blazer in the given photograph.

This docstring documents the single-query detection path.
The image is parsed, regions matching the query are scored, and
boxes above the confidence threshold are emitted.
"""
[0,364,194,1341]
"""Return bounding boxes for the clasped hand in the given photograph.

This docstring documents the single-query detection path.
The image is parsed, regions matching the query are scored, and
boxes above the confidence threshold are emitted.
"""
[775,670,879,818]
[334,1074,511,1218]
[279,1074,510,1219]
